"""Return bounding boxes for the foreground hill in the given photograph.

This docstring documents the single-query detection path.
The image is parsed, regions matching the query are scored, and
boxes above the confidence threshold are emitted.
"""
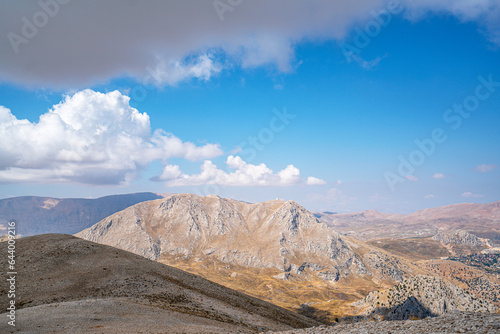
[0,192,164,236]
[0,234,319,333]
[77,194,422,321]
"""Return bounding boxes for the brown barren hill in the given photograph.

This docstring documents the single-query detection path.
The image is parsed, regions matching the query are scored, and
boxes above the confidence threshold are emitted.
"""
[0,234,319,333]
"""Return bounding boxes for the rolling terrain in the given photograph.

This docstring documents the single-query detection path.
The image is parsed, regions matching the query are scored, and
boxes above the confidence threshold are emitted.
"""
[0,234,319,333]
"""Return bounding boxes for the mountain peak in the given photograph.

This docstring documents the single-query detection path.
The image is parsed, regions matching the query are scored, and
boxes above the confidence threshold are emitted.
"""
[76,194,411,284]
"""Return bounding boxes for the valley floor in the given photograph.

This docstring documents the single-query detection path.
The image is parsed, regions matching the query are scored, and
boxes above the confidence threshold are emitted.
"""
[266,312,500,334]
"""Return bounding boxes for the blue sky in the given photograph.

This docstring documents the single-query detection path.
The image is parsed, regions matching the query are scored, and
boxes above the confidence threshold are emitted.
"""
[0,1,499,213]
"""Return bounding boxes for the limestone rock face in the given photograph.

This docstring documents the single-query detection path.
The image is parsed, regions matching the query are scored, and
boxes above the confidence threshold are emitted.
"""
[353,275,497,319]
[432,230,487,247]
[76,194,410,283]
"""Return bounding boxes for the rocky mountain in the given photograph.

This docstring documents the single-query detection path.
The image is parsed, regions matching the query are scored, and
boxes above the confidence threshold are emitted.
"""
[0,234,318,333]
[76,194,422,322]
[0,192,164,236]
[352,275,496,320]
[77,194,414,284]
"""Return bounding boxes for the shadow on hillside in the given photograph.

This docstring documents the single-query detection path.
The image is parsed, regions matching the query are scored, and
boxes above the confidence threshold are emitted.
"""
[341,296,438,324]
[297,304,332,325]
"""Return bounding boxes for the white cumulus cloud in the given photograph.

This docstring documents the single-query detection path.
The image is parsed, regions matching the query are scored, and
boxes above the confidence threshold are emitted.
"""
[158,155,320,187]
[306,176,327,185]
[0,89,222,184]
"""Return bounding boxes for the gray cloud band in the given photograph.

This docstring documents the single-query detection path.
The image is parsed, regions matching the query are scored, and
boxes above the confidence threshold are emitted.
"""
[2,0,499,88]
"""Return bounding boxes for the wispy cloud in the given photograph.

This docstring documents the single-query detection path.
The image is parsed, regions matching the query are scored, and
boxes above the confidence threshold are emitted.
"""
[147,54,222,86]
[405,175,419,182]
[432,173,446,179]
[475,164,498,173]
[461,192,484,198]
[350,54,387,69]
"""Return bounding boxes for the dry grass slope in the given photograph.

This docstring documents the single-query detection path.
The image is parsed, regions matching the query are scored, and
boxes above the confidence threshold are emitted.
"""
[0,234,319,333]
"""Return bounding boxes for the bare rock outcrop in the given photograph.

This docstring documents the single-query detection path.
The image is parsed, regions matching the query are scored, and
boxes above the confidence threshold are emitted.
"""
[432,230,487,247]
[352,275,497,319]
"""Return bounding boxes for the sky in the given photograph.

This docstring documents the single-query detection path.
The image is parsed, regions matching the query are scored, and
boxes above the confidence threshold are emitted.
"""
[0,0,499,214]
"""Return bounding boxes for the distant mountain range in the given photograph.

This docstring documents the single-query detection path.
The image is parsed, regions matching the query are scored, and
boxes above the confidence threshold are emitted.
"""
[315,201,500,246]
[0,192,164,236]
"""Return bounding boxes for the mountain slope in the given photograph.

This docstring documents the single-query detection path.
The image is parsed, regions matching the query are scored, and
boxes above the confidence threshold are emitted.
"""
[0,192,164,236]
[0,234,319,333]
